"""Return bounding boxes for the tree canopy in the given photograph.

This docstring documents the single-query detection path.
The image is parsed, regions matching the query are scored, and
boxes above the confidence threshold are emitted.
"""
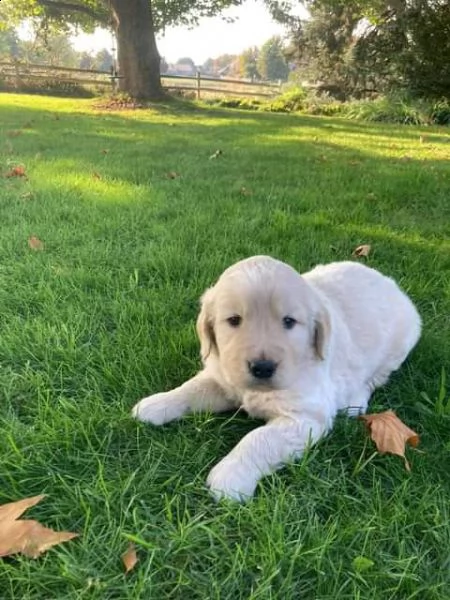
[285,0,450,98]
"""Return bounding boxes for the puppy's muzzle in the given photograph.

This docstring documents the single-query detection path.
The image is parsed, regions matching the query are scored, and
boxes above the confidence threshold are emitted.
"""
[248,359,277,379]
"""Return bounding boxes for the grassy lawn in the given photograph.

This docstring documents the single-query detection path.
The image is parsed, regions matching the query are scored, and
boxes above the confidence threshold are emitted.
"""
[0,93,449,599]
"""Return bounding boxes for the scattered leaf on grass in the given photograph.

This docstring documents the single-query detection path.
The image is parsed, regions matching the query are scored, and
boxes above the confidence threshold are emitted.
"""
[166,171,181,179]
[240,187,252,196]
[0,495,78,559]
[209,149,222,159]
[353,244,371,258]
[5,166,27,178]
[359,410,419,471]
[0,494,46,522]
[21,192,34,200]
[121,544,138,574]
[92,172,101,180]
[349,160,361,166]
[28,236,44,251]
[7,130,22,138]
[101,149,109,155]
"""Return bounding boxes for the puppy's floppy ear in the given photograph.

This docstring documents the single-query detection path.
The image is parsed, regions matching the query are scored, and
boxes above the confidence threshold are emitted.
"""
[313,304,331,360]
[196,286,217,361]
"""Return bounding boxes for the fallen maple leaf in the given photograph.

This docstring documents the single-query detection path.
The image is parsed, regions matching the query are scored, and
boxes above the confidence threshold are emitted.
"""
[0,495,78,559]
[353,244,371,258]
[0,494,45,522]
[121,543,138,574]
[359,410,419,471]
[28,236,44,251]
[7,130,22,138]
[240,187,252,196]
[5,166,27,178]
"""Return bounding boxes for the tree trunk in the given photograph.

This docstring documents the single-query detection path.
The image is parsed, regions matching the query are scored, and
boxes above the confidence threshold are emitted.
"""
[110,0,164,100]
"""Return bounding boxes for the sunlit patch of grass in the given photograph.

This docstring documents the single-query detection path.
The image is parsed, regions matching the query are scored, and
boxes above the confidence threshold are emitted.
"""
[0,93,449,599]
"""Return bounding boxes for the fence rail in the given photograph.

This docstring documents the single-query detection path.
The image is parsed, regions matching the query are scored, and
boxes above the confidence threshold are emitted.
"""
[0,61,282,99]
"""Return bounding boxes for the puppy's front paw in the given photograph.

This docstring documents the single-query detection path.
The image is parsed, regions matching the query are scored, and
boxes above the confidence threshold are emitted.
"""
[206,459,257,502]
[132,392,185,425]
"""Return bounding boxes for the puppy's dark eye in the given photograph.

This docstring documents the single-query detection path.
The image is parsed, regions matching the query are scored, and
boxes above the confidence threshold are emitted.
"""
[283,316,296,330]
[227,315,242,328]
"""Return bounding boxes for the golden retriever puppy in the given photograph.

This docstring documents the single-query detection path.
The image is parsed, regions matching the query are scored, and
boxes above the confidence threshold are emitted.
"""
[132,256,421,501]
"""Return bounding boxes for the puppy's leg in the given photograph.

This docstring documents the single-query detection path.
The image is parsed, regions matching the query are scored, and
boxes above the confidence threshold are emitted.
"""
[132,372,235,425]
[207,414,332,501]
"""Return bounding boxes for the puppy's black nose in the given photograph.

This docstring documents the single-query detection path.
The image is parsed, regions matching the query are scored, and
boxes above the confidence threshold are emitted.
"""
[248,359,277,379]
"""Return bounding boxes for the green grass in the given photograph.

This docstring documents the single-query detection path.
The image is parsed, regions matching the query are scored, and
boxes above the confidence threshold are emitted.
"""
[0,93,449,600]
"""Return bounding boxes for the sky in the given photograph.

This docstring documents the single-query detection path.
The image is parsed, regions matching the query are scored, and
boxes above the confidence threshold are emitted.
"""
[70,1,308,65]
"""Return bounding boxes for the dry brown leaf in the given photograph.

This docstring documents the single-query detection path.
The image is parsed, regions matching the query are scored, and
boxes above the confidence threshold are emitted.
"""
[121,543,138,573]
[0,519,77,558]
[240,186,252,196]
[353,244,371,258]
[0,495,78,559]
[166,171,180,179]
[359,410,419,471]
[92,172,101,180]
[7,130,22,138]
[28,236,44,251]
[5,165,27,178]
[101,149,109,155]
[0,494,46,522]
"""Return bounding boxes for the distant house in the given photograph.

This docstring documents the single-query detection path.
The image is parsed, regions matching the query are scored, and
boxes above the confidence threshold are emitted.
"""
[167,63,197,77]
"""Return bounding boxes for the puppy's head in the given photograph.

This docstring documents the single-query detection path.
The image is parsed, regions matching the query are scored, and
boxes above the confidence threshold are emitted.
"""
[196,256,331,392]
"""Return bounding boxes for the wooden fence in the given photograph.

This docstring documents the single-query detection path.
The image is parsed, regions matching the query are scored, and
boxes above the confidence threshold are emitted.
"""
[0,61,282,99]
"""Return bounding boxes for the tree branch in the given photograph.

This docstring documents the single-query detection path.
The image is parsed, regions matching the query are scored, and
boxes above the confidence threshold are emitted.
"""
[38,0,105,21]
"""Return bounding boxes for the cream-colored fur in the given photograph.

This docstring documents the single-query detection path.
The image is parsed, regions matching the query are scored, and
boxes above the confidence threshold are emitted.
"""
[132,256,421,501]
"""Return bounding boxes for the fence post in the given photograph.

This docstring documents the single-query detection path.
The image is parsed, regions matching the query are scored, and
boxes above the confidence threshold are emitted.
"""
[196,70,201,100]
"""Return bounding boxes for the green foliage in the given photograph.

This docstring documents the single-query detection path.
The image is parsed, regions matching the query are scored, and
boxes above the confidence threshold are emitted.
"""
[204,97,263,110]
[0,28,21,59]
[266,86,307,111]
[341,95,450,125]
[204,88,450,125]
[19,30,81,67]
[239,47,260,81]
[1,0,243,32]
[284,0,450,100]
[258,36,289,82]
